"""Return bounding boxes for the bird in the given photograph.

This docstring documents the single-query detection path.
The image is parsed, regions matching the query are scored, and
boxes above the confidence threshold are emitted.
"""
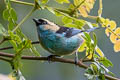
[33,18,98,63]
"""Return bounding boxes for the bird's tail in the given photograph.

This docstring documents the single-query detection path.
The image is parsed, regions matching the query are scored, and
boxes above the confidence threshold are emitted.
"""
[82,27,99,33]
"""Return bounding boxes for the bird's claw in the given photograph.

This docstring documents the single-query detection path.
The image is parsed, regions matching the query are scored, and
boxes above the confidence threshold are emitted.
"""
[47,55,60,63]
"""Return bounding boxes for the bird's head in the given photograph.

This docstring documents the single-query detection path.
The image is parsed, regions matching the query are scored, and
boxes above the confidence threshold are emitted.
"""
[33,18,60,31]
[33,18,57,26]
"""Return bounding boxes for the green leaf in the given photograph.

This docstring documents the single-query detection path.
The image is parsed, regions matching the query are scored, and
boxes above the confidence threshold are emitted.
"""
[23,40,31,48]
[92,23,99,27]
[10,40,18,51]
[8,31,22,51]
[84,67,96,80]
[93,32,97,47]
[17,39,31,51]
[98,74,105,80]
[8,17,14,30]
[99,57,113,67]
[64,23,77,28]
[95,46,104,57]
[8,31,17,50]
[93,54,99,58]
[108,71,115,77]
[84,33,91,42]
[41,0,49,4]
[10,8,17,21]
[3,9,9,20]
[54,11,63,16]
[74,19,85,28]
[55,0,70,4]
[78,41,86,52]
[69,4,75,10]
[62,16,73,24]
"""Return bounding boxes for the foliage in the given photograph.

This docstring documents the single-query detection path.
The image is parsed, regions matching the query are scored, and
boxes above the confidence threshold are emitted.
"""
[0,0,119,80]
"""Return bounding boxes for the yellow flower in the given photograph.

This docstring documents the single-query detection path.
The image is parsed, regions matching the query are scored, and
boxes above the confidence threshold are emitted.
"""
[105,20,116,36]
[114,40,120,52]
[110,28,120,43]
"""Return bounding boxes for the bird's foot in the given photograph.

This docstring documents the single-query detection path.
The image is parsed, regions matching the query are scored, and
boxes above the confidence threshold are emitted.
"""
[47,55,60,63]
[74,51,80,65]
[74,55,79,65]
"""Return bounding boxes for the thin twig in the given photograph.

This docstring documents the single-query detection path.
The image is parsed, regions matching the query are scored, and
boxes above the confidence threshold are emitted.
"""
[0,38,6,45]
[0,41,39,50]
[0,56,11,63]
[11,0,34,6]
[0,46,13,50]
[0,52,119,80]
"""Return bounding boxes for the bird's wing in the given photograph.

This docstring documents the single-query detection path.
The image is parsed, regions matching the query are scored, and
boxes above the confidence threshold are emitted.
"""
[65,28,82,38]
[56,26,82,38]
[56,26,69,33]
[65,27,98,38]
[56,26,98,38]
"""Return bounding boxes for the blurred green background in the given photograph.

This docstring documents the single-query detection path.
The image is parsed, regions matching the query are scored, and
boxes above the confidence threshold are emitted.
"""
[0,0,120,80]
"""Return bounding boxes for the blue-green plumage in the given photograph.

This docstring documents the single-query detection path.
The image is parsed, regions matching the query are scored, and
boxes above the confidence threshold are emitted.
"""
[37,25,83,55]
[33,18,97,58]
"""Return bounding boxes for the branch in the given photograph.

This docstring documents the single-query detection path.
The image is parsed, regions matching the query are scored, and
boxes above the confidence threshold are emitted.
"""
[0,41,39,50]
[0,52,119,80]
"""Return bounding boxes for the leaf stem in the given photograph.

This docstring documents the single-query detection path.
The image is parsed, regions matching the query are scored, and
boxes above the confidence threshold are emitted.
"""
[0,41,39,50]
[12,7,36,32]
[11,0,34,6]
[78,14,98,20]
[72,0,86,12]
[98,0,103,17]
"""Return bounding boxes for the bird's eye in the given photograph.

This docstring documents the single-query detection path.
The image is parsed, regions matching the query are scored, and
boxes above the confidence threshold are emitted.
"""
[38,19,47,25]
[43,21,47,24]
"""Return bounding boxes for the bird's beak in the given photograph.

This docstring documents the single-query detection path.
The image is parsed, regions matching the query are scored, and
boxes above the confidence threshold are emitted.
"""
[33,18,39,26]
[33,18,38,23]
